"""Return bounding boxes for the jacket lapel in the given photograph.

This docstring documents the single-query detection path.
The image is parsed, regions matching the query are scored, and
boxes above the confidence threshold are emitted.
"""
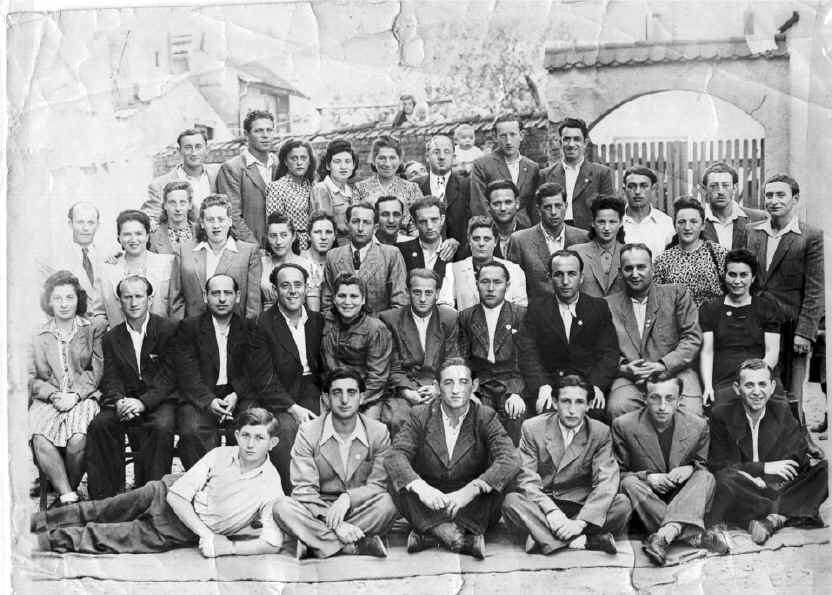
[533,227,552,272]
[668,412,692,469]
[748,228,768,285]
[469,305,490,355]
[571,162,592,200]
[635,410,668,471]
[491,302,515,355]
[445,174,460,209]
[139,316,160,375]
[360,243,381,275]
[423,310,443,367]
[319,438,348,483]
[732,217,746,250]
[191,247,207,293]
[449,407,476,467]
[517,158,532,193]
[640,286,661,352]
[198,314,220,374]
[766,232,796,277]
[557,420,589,472]
[545,415,566,469]
[401,310,426,362]
[611,294,642,356]
[426,404,451,466]
[243,162,267,195]
[493,153,512,181]
[345,439,370,482]
[271,308,301,363]
[214,247,236,277]
[585,243,609,291]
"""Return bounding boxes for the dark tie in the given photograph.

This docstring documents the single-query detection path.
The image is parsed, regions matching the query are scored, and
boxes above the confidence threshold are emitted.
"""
[81,247,94,285]
[352,249,361,270]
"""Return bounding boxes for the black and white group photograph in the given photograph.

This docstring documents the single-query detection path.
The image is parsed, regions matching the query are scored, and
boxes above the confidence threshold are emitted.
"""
[3,0,832,592]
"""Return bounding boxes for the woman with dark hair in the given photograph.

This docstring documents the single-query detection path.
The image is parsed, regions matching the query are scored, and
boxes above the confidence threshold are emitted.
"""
[260,212,309,310]
[265,139,316,251]
[299,211,337,311]
[311,139,358,246]
[30,271,105,506]
[699,248,782,407]
[149,180,198,254]
[100,209,180,326]
[572,195,627,297]
[653,196,726,307]
[355,135,421,236]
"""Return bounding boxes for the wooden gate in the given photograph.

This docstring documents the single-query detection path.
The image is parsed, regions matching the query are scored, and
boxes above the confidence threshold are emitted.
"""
[589,138,766,213]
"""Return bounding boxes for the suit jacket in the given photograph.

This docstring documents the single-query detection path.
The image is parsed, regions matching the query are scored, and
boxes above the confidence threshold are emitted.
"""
[702,205,767,250]
[414,171,471,249]
[379,306,460,392]
[506,224,589,300]
[142,164,219,228]
[215,154,277,244]
[310,180,355,245]
[514,413,620,527]
[149,222,198,255]
[470,151,540,224]
[708,400,809,476]
[247,304,324,410]
[385,401,520,493]
[290,413,391,517]
[458,301,526,400]
[518,293,619,395]
[612,408,709,481]
[321,242,409,315]
[452,256,528,311]
[606,284,703,396]
[100,314,178,410]
[99,252,183,327]
[571,240,625,298]
[177,240,261,319]
[746,220,824,340]
[540,161,615,230]
[397,237,448,281]
[173,312,250,411]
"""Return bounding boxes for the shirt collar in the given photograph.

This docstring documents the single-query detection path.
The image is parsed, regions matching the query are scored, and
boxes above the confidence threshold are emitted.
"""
[321,413,369,448]
[556,297,579,314]
[212,315,231,336]
[630,294,649,305]
[561,157,584,172]
[704,201,744,223]
[411,308,433,325]
[324,175,353,198]
[126,314,150,337]
[278,304,309,329]
[175,163,208,179]
[230,448,270,477]
[624,206,657,223]
[242,148,277,169]
[745,407,766,429]
[432,170,452,183]
[558,418,584,438]
[39,315,89,336]
[351,241,373,259]
[539,222,563,243]
[440,403,470,426]
[756,215,802,238]
[481,302,504,315]
[195,237,239,253]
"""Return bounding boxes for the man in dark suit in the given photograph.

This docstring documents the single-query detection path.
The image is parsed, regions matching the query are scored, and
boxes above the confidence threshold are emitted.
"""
[613,376,728,566]
[540,118,614,231]
[173,274,250,469]
[247,263,325,488]
[215,110,277,244]
[470,116,540,224]
[700,162,766,250]
[707,359,828,544]
[502,373,631,555]
[414,134,471,257]
[507,183,589,300]
[385,359,520,559]
[458,260,527,444]
[379,269,460,436]
[85,275,179,499]
[518,250,619,419]
[484,179,529,259]
[397,196,455,305]
[746,174,824,423]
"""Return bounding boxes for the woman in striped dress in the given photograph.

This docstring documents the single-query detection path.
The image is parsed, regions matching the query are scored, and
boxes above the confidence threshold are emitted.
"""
[29,271,104,506]
[265,139,317,252]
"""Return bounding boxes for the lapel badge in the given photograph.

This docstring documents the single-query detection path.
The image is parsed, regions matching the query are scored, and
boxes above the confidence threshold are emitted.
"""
[576,319,583,326]
[505,324,512,329]
[412,252,418,257]
[726,311,732,317]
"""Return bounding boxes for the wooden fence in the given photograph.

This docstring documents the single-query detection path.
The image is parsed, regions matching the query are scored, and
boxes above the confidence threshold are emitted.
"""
[589,138,766,213]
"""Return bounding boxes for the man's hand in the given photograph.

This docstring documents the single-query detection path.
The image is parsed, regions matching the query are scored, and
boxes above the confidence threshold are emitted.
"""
[554,519,586,542]
[701,386,715,407]
[646,473,676,494]
[288,404,318,424]
[325,493,351,530]
[401,389,426,406]
[545,509,568,533]
[117,397,146,421]
[198,534,234,558]
[437,238,460,262]
[333,521,365,544]
[667,465,694,485]
[223,392,238,414]
[51,391,79,412]
[444,484,478,517]
[417,384,439,402]
[633,361,666,381]
[591,386,605,410]
[210,398,233,420]
[504,394,526,419]
[621,359,646,380]
[536,385,553,414]
[103,251,123,265]
[794,334,812,356]
[764,459,799,481]
[412,480,447,511]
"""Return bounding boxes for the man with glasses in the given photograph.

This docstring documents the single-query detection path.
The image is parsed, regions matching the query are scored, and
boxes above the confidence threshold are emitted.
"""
[700,162,766,251]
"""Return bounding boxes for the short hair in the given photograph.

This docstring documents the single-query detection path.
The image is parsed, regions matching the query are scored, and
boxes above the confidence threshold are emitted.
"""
[701,162,738,186]
[205,273,239,294]
[410,196,446,222]
[243,110,274,133]
[41,270,88,316]
[269,262,309,287]
[623,165,658,186]
[436,357,472,381]
[196,194,235,243]
[556,372,592,399]
[645,375,683,397]
[159,180,194,225]
[323,367,367,393]
[276,139,316,184]
[67,201,100,222]
[235,407,279,437]
[307,209,337,235]
[370,135,402,172]
[724,248,759,278]
[332,272,366,299]
[425,134,453,153]
[587,195,626,242]
[407,268,440,290]
[620,242,653,263]
[474,260,510,282]
[485,179,519,202]
[176,128,208,147]
[557,117,589,139]
[535,182,565,206]
[672,196,705,222]
[764,173,800,196]
[549,249,584,275]
[116,209,151,237]
[116,274,154,298]
[467,215,495,237]
[347,201,377,223]
[736,358,774,381]
[263,212,296,255]
[491,114,523,133]
[317,138,358,180]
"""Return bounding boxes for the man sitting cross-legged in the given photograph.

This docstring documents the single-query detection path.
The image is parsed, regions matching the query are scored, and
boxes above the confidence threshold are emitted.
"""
[31,408,284,557]
[502,373,631,555]
[707,358,829,545]
[385,358,520,559]
[273,368,398,559]
[612,376,729,566]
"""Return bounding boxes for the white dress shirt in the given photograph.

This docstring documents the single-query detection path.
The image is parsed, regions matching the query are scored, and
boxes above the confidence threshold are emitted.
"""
[623,207,675,260]
[756,216,802,271]
[559,419,583,449]
[321,414,369,469]
[430,171,452,199]
[562,158,583,221]
[279,305,311,375]
[704,202,746,250]
[175,164,212,212]
[505,158,521,184]
[441,404,470,458]
[482,302,503,363]
[126,314,150,375]
[411,310,432,352]
[631,296,648,339]
[242,148,277,187]
[420,241,440,271]
[557,298,578,339]
[195,237,239,280]
[540,223,565,255]
[212,316,231,385]
[745,409,766,462]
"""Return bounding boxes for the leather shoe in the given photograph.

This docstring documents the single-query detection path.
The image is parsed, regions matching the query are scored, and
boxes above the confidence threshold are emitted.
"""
[295,540,311,560]
[356,535,388,558]
[749,515,785,545]
[430,522,465,552]
[406,530,438,554]
[642,533,668,566]
[700,528,730,554]
[524,534,538,554]
[586,532,617,555]
[461,533,485,560]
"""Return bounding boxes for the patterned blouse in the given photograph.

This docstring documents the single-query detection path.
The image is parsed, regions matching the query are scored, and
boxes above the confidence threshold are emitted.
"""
[265,175,313,251]
[653,240,727,307]
[354,175,421,236]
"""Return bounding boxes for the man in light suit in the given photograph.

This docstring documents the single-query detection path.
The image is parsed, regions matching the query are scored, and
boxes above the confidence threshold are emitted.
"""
[321,201,409,315]
[142,128,219,230]
[540,118,614,231]
[606,243,703,419]
[746,174,824,423]
[502,373,631,555]
[274,368,398,559]
[385,359,520,559]
[507,183,589,301]
[470,116,540,224]
[700,162,766,251]
[216,110,278,244]
[613,376,728,566]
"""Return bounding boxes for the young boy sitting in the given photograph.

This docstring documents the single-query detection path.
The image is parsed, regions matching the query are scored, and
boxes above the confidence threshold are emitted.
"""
[31,408,284,557]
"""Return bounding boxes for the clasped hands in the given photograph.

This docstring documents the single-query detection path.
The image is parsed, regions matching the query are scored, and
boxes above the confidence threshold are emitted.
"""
[646,465,694,495]
[401,384,439,406]
[621,359,667,384]
[545,509,586,541]
[116,397,146,421]
[210,392,238,423]
[50,391,80,412]
[325,493,366,544]
[411,479,479,517]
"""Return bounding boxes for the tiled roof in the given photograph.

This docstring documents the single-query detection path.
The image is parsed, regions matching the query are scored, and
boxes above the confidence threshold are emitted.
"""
[545,37,788,71]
